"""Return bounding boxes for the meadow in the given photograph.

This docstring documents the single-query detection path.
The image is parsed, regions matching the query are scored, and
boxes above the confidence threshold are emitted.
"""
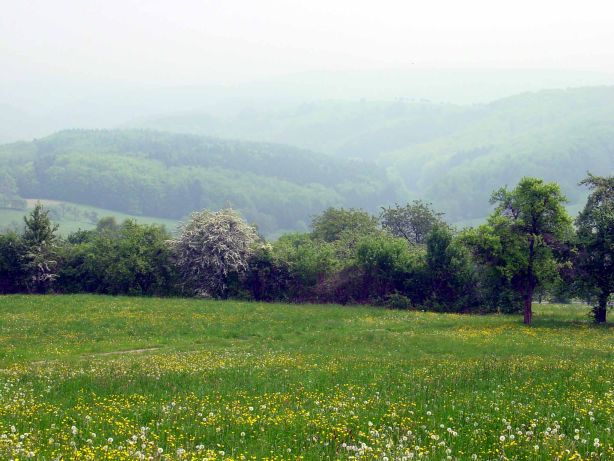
[0,295,612,460]
[0,199,178,235]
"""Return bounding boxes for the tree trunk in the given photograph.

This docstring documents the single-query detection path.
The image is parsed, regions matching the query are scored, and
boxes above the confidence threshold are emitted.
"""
[595,291,609,324]
[523,289,533,325]
[524,237,535,325]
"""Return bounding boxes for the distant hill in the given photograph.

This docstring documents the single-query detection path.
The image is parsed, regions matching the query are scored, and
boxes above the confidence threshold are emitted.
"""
[3,88,613,232]
[128,86,614,219]
[4,68,613,143]
[0,130,397,235]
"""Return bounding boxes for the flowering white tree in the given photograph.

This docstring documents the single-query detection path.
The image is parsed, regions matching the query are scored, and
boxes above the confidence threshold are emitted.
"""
[169,208,259,297]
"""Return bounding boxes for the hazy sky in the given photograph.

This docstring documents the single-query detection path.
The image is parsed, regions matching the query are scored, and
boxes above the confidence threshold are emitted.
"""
[2,0,614,87]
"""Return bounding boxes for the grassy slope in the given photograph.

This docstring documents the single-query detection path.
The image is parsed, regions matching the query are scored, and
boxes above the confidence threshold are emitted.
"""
[0,295,612,460]
[0,199,179,235]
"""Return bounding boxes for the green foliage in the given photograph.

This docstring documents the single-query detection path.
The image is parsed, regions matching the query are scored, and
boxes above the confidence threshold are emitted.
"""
[310,207,379,243]
[0,231,24,293]
[382,292,413,310]
[0,129,396,235]
[58,220,177,296]
[381,200,445,245]
[271,233,338,298]
[459,225,523,313]
[20,203,60,293]
[131,87,614,222]
[2,174,614,318]
[466,178,572,323]
[424,225,478,311]
[22,202,59,247]
[243,245,291,301]
[574,173,614,322]
[355,234,424,302]
[0,170,26,210]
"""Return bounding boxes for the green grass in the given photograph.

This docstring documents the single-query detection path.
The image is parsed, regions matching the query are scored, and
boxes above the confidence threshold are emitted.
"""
[0,199,178,235]
[0,295,612,460]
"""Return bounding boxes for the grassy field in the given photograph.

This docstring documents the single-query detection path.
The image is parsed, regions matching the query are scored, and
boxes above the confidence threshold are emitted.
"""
[0,296,612,460]
[0,199,178,235]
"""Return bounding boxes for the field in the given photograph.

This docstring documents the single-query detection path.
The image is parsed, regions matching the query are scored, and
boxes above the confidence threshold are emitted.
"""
[0,296,612,460]
[0,200,178,235]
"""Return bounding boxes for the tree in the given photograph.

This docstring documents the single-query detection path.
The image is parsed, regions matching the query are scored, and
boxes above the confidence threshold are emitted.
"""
[23,202,59,247]
[380,200,444,245]
[96,216,120,233]
[466,178,572,324]
[311,208,379,243]
[21,203,60,293]
[425,225,477,311]
[575,173,614,323]
[169,208,259,297]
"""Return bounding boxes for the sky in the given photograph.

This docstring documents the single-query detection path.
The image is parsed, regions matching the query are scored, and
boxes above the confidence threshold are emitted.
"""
[2,0,614,142]
[2,0,614,87]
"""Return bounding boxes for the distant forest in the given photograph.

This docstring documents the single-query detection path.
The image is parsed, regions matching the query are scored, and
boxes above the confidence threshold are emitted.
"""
[0,130,395,235]
[1,87,614,235]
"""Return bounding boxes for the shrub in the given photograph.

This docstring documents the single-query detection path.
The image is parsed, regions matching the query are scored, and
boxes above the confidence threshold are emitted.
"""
[169,208,259,297]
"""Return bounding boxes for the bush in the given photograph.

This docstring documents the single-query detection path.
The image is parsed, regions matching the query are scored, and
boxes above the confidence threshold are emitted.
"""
[383,293,413,310]
[0,232,24,293]
[243,245,291,301]
[424,225,479,312]
[355,234,424,302]
[271,233,338,300]
[58,220,177,296]
[169,209,259,297]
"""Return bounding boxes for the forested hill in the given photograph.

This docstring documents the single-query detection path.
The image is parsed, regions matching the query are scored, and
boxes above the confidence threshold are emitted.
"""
[2,88,614,232]
[0,130,398,235]
[129,86,614,219]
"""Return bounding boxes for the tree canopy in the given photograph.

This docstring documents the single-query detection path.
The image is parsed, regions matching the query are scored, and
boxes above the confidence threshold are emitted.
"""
[575,173,614,323]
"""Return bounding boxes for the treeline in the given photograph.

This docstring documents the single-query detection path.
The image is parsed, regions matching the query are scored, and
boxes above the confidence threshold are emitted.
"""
[1,175,612,324]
